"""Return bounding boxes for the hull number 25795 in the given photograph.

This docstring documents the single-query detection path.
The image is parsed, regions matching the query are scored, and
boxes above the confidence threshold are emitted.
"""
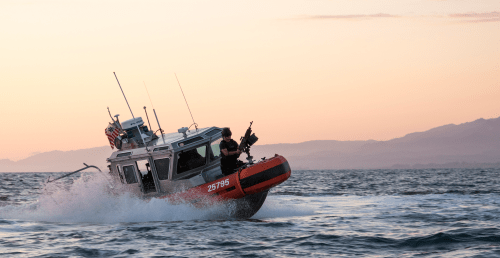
[208,179,230,192]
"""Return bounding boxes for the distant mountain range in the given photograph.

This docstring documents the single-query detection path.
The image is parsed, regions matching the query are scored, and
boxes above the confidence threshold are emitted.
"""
[251,117,500,169]
[1,117,500,172]
[0,147,114,173]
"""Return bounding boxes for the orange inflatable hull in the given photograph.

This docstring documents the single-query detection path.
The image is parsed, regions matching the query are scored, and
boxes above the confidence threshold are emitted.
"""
[167,155,291,208]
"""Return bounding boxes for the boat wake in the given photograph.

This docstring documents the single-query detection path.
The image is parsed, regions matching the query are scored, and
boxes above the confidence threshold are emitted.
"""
[0,174,312,223]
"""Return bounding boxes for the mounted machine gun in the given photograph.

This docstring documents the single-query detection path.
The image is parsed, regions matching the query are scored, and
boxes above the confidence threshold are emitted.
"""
[239,121,259,164]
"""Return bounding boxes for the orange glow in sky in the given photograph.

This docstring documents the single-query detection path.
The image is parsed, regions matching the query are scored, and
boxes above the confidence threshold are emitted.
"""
[1,0,499,161]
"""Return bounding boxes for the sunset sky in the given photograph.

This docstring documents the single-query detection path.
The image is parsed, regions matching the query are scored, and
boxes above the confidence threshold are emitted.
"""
[1,0,499,161]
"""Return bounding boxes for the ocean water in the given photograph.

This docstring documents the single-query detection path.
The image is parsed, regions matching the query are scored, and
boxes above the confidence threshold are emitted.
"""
[1,168,500,257]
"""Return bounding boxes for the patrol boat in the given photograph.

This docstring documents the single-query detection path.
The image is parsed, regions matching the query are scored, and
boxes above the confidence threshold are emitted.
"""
[104,117,291,218]
[45,73,291,218]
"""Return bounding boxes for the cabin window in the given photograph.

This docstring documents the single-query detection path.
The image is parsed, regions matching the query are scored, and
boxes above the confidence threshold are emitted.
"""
[176,145,207,174]
[123,165,138,184]
[153,146,169,152]
[154,158,170,180]
[117,152,132,157]
[178,137,204,147]
[206,129,221,137]
[136,159,156,193]
[210,138,222,161]
[136,160,149,177]
[116,165,124,183]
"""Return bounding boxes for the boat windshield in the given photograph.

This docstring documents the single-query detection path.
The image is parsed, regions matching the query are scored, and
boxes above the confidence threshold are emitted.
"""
[154,158,170,180]
[123,165,138,184]
[176,145,207,174]
[210,138,222,161]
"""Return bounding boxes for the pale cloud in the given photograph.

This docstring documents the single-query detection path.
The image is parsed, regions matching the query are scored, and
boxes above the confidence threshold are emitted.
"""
[298,13,399,20]
[449,11,500,23]
[296,11,500,23]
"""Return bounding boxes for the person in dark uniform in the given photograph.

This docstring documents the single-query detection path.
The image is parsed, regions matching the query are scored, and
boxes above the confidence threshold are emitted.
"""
[142,163,155,192]
[219,128,241,176]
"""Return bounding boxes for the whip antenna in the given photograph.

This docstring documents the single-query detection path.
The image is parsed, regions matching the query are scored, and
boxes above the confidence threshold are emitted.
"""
[143,106,152,131]
[143,81,166,144]
[113,72,148,149]
[175,73,198,131]
[114,72,135,119]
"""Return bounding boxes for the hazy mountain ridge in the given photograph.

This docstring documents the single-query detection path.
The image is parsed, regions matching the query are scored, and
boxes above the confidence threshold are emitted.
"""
[1,117,499,172]
[251,117,500,169]
[0,147,113,172]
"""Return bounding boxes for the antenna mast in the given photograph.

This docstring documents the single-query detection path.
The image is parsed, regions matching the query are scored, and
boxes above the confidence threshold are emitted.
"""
[143,106,152,131]
[143,81,166,144]
[113,72,148,149]
[175,73,198,131]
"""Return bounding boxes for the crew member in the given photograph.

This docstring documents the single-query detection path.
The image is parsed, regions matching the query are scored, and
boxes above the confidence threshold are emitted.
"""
[142,163,155,192]
[219,128,241,176]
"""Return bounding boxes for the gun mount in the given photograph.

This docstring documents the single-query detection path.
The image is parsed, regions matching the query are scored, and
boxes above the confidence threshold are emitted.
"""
[239,121,259,164]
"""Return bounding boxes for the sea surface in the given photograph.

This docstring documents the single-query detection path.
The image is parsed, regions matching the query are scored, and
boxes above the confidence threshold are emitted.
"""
[1,168,500,257]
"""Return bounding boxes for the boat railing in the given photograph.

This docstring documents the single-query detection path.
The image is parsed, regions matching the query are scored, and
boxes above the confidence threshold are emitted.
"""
[46,163,114,189]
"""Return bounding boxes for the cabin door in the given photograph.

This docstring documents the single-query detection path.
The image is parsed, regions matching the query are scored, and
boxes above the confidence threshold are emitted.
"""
[150,155,171,193]
[119,163,142,196]
[136,159,157,194]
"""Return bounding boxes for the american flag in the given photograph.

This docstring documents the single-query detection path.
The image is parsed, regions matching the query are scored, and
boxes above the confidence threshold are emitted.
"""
[105,123,121,149]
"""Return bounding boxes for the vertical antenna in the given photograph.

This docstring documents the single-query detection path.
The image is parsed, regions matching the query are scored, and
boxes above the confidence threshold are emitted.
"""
[114,72,135,119]
[143,81,166,144]
[153,109,165,144]
[143,106,152,131]
[113,72,148,149]
[175,73,198,131]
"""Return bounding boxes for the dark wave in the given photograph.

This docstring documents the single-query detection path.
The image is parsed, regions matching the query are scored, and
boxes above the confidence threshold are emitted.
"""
[296,229,500,249]
[397,229,500,248]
